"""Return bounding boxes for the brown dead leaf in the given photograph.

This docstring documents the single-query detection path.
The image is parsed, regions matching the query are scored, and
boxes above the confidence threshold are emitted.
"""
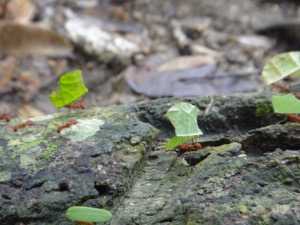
[18,104,44,117]
[4,0,36,23]
[0,21,72,56]
[124,63,259,97]
[125,64,218,97]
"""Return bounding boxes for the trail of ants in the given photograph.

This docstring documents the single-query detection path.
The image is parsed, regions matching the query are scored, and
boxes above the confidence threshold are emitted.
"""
[0,109,33,132]
[0,101,83,135]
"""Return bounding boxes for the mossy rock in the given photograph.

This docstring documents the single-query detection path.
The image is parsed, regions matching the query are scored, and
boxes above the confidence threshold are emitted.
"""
[0,93,299,224]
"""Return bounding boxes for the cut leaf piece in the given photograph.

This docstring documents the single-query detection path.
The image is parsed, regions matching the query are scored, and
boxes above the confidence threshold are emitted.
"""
[271,93,300,113]
[164,135,198,150]
[50,70,88,108]
[66,206,112,222]
[262,51,300,85]
[166,102,203,137]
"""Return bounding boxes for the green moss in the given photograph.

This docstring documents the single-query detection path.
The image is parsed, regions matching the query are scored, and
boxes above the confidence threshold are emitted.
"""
[0,171,11,182]
[255,101,272,117]
[130,136,142,145]
[10,152,17,159]
[40,140,61,160]
[277,175,286,183]
[261,215,271,225]
[7,130,61,161]
[20,155,36,168]
[187,222,197,225]
[237,205,248,214]
[60,118,105,142]
[17,139,40,152]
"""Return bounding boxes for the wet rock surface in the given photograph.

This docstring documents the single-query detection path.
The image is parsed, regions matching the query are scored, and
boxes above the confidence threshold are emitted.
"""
[0,105,159,224]
[0,93,299,224]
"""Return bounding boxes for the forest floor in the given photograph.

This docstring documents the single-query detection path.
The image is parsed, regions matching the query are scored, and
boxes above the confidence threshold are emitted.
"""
[0,0,299,118]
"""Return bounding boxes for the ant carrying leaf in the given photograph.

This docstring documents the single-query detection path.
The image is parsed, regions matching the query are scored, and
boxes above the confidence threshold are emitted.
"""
[271,83,300,121]
[50,70,88,108]
[164,102,203,150]
[261,52,300,114]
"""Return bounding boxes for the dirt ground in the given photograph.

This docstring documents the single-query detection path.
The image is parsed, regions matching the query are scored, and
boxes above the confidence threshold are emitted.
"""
[0,0,300,118]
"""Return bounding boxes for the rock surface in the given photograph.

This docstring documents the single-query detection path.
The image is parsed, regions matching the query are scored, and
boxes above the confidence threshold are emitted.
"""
[0,93,299,225]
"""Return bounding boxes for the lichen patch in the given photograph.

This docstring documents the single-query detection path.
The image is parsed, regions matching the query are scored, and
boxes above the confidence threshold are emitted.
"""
[60,118,105,141]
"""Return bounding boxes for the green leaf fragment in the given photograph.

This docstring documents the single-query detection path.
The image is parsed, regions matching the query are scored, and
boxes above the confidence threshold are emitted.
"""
[166,102,203,137]
[164,135,199,150]
[262,51,300,85]
[66,206,112,222]
[271,94,300,114]
[50,70,88,108]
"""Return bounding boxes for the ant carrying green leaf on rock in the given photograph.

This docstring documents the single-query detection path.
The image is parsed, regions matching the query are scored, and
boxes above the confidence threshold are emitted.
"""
[164,102,203,151]
[163,102,208,167]
[262,52,300,119]
[271,82,300,123]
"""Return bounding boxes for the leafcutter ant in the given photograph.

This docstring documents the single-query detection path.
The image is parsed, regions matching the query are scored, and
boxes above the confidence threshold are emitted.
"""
[272,82,300,123]
[56,120,77,133]
[65,99,85,111]
[175,142,203,158]
[178,143,202,151]
[272,83,300,99]
[272,83,292,94]
[287,114,300,123]
[0,109,11,122]
[12,120,33,132]
[75,221,93,225]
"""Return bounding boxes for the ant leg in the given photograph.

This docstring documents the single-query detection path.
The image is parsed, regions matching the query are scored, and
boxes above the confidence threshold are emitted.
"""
[276,114,288,124]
